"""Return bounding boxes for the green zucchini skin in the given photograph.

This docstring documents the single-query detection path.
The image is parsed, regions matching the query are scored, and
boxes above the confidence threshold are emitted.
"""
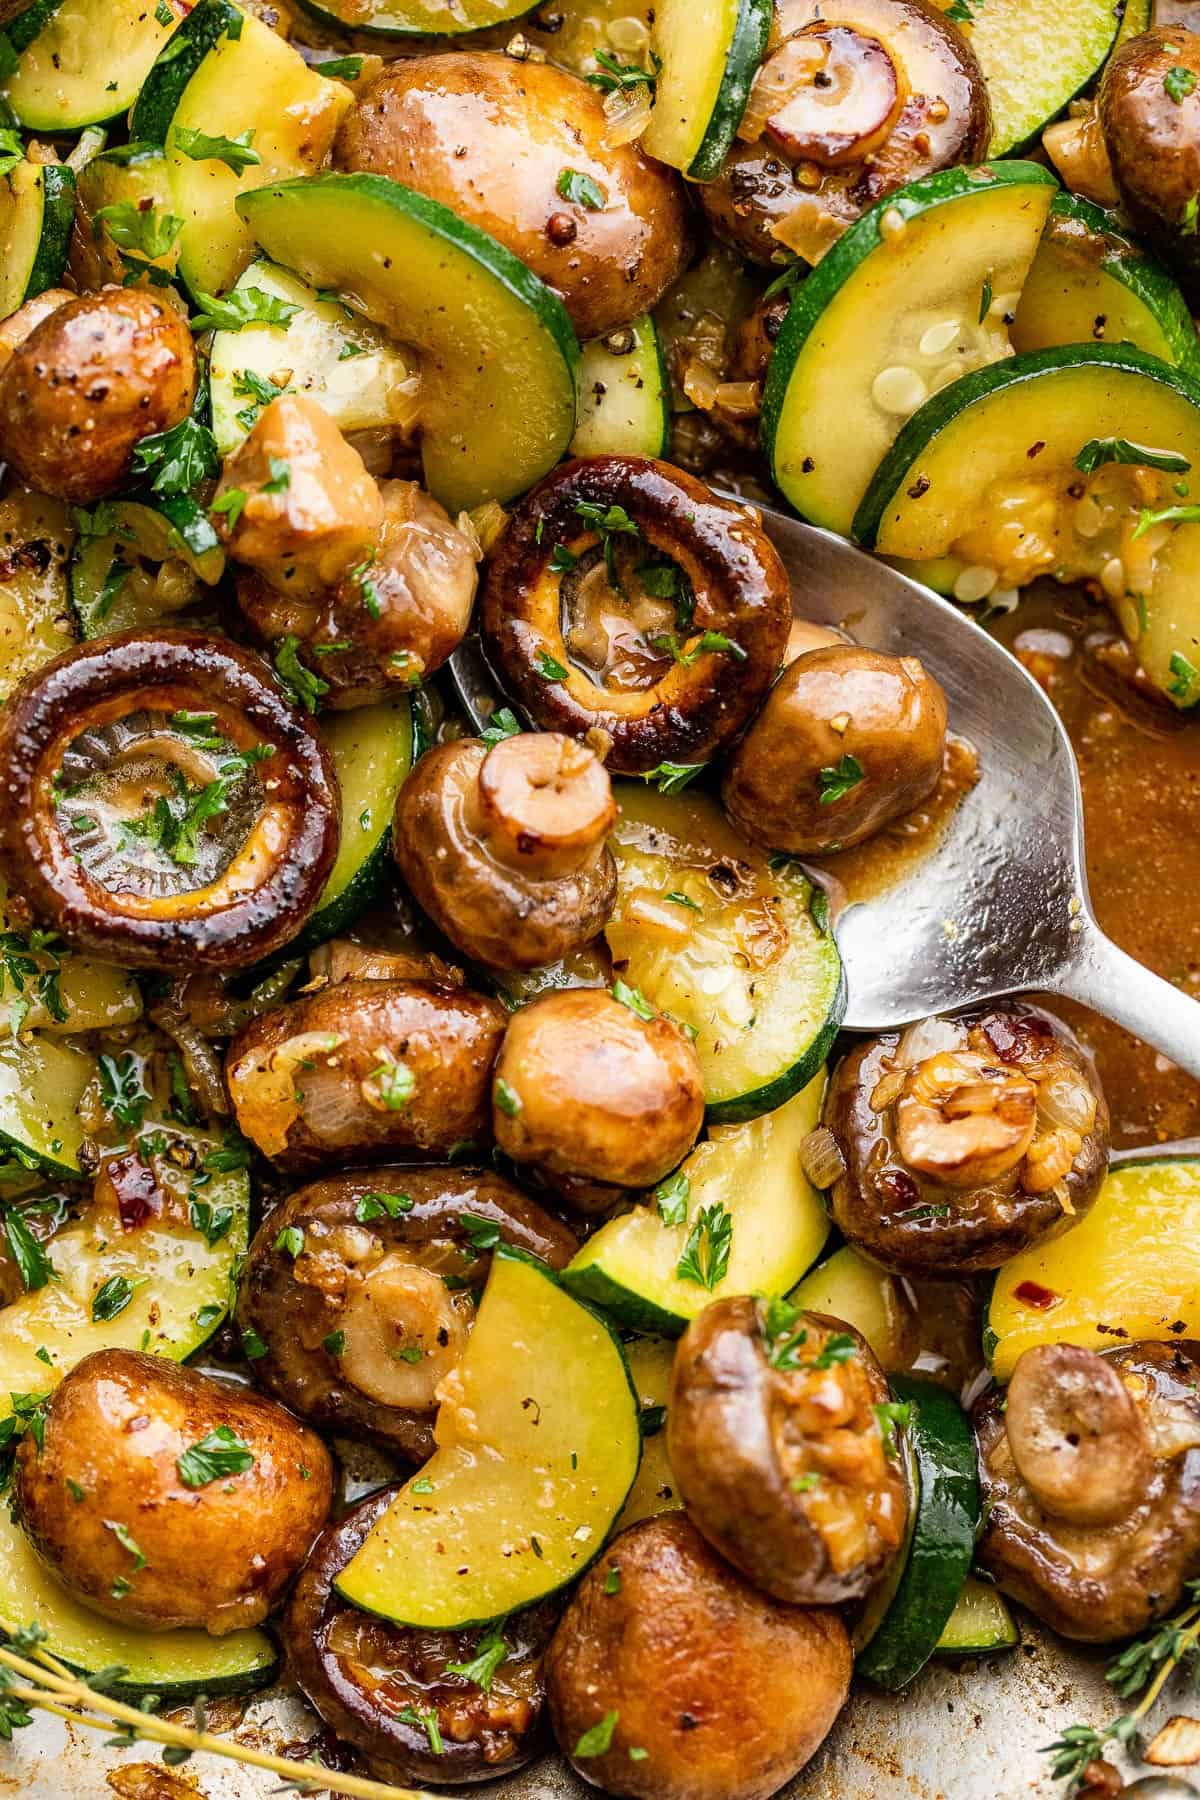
[3,0,62,57]
[704,963,844,1126]
[128,0,241,143]
[688,0,773,182]
[559,1265,687,1340]
[855,1376,980,1690]
[293,0,534,35]
[23,160,74,300]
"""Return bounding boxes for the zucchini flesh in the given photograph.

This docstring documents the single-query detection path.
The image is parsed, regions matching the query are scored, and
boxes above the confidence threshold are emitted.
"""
[300,697,413,951]
[69,499,224,640]
[986,1154,1200,1382]
[789,1243,908,1371]
[294,0,534,35]
[616,1337,680,1531]
[0,488,75,702]
[571,314,670,460]
[643,0,772,181]
[763,163,1057,536]
[239,172,579,512]
[936,0,1119,156]
[0,159,74,317]
[335,1247,641,1628]
[0,877,140,1041]
[211,260,418,456]
[75,145,178,287]
[605,782,844,1121]
[2,0,182,129]
[855,1376,979,1690]
[562,1073,829,1335]
[935,1577,1018,1655]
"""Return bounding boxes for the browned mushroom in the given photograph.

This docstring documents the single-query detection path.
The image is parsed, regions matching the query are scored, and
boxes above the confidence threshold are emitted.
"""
[480,457,791,775]
[392,732,617,970]
[236,1166,577,1459]
[821,1004,1111,1274]
[285,1486,558,1785]
[492,987,705,1213]
[0,287,197,503]
[0,629,339,969]
[721,645,949,854]
[667,1298,908,1604]
[1100,27,1200,299]
[975,1340,1200,1642]
[225,977,507,1171]
[699,0,991,268]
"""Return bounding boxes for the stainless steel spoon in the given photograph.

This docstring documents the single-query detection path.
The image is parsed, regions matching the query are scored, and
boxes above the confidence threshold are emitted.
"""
[450,498,1200,1080]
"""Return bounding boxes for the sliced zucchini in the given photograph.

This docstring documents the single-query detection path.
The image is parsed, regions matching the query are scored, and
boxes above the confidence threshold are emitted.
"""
[1012,191,1200,377]
[299,698,413,951]
[0,1036,100,1175]
[643,0,772,182]
[616,1337,680,1531]
[937,0,1119,156]
[855,1376,979,1690]
[1114,0,1151,50]
[294,0,534,34]
[605,782,845,1122]
[853,344,1200,708]
[335,1247,641,1628]
[239,172,579,512]
[935,1577,1019,1657]
[0,158,74,318]
[0,878,140,1038]
[763,162,1057,535]
[563,1072,829,1336]
[571,314,670,460]
[986,1152,1200,1383]
[68,499,224,639]
[789,1243,909,1370]
[0,487,75,701]
[75,143,179,287]
[131,0,352,299]
[490,941,611,1012]
[211,259,418,456]
[1,0,182,130]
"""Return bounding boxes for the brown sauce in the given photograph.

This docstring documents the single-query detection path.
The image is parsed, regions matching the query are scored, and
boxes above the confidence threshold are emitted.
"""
[809,735,980,909]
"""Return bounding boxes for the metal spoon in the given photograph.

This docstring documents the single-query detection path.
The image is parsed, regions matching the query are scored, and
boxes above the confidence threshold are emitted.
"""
[449,500,1200,1079]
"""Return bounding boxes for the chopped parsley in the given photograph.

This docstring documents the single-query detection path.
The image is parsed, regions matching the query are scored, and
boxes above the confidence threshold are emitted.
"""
[481,707,521,748]
[556,168,606,209]
[98,1053,150,1131]
[872,1399,912,1459]
[1165,65,1197,104]
[188,1200,233,1248]
[273,1226,305,1259]
[354,1191,414,1221]
[317,54,364,79]
[173,126,260,173]
[574,1710,619,1758]
[639,761,707,795]
[274,636,329,714]
[176,1425,256,1488]
[92,1275,142,1323]
[494,1077,522,1117]
[818,754,866,805]
[2,1212,50,1292]
[130,409,219,498]
[676,1202,732,1291]
[104,1519,147,1572]
[189,287,300,334]
[1074,438,1191,475]
[534,648,569,681]
[653,1170,689,1228]
[445,1628,508,1693]
[459,1213,502,1251]
[1168,651,1199,702]
[211,486,248,532]
[611,978,654,1020]
[369,1060,415,1110]
[323,1330,346,1356]
[586,48,661,93]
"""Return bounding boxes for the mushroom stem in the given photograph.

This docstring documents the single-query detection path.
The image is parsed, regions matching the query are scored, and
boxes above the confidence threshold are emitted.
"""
[472,732,616,879]
[1005,1343,1154,1527]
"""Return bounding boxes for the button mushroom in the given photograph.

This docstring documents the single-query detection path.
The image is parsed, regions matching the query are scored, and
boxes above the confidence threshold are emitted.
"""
[392,731,617,970]
[492,987,705,1213]
[14,1349,332,1635]
[975,1341,1200,1642]
[544,1513,852,1800]
[0,287,197,504]
[481,456,791,775]
[335,52,690,340]
[1100,28,1200,301]
[721,644,949,855]
[236,1166,578,1459]
[667,1297,909,1604]
[821,1004,1111,1274]
[285,1486,557,1785]
[0,629,339,970]
[225,977,507,1171]
[699,0,990,267]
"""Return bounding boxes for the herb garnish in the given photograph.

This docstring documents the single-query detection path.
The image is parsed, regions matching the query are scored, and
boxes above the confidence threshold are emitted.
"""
[177,1426,256,1488]
[676,1203,733,1291]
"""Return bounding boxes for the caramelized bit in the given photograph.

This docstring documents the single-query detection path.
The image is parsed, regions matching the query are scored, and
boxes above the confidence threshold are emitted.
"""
[895,1049,1038,1186]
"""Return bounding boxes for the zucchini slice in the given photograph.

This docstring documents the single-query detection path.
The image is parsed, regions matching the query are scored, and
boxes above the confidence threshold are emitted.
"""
[789,1243,908,1370]
[0,158,74,318]
[294,0,534,34]
[571,314,671,460]
[937,0,1120,156]
[1,0,182,130]
[239,172,579,512]
[763,162,1057,535]
[935,1577,1019,1657]
[131,0,351,299]
[69,499,224,640]
[853,344,1200,708]
[562,1072,829,1336]
[605,782,845,1122]
[299,697,414,952]
[0,1036,101,1176]
[211,259,418,456]
[75,143,179,288]
[855,1376,979,1690]
[643,0,772,182]
[986,1151,1200,1382]
[616,1337,680,1532]
[1012,191,1200,377]
[0,878,141,1040]
[335,1247,641,1628]
[0,487,75,702]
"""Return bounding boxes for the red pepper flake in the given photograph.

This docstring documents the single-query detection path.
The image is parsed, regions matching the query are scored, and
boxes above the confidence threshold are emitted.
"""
[1013,1279,1061,1311]
[102,1150,163,1232]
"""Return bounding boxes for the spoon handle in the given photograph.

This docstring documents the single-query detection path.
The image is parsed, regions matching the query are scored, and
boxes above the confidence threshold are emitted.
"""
[1047,921,1200,1083]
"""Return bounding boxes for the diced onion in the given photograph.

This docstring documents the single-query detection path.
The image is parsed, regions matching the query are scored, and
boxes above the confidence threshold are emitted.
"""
[604,81,652,146]
[682,357,721,411]
[800,1125,847,1189]
[1035,1070,1097,1136]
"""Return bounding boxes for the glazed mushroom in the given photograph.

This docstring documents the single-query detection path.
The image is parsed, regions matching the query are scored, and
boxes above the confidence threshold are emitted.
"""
[821,1004,1111,1274]
[975,1341,1200,1642]
[392,732,617,970]
[0,287,196,504]
[699,0,990,267]
[285,1486,558,1785]
[481,457,791,775]
[722,645,949,855]
[335,53,689,340]
[492,987,705,1212]
[1100,28,1200,299]
[0,629,339,970]
[219,395,479,707]
[225,977,507,1171]
[236,1167,578,1459]
[545,1514,852,1800]
[668,1298,908,1604]
[15,1349,332,1634]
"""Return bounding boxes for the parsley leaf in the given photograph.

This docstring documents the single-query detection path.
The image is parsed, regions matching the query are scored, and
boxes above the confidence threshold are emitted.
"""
[98,1053,150,1130]
[211,486,248,532]
[459,1213,502,1251]
[173,125,260,173]
[481,707,521,749]
[445,1628,509,1693]
[130,410,219,498]
[176,1425,255,1488]
[354,1191,414,1221]
[872,1399,912,1458]
[189,287,300,334]
[611,978,654,1020]
[368,1060,415,1110]
[1074,438,1191,475]
[586,47,660,92]
[639,761,706,794]
[1169,650,1199,702]
[93,200,182,262]
[92,1275,142,1323]
[574,1710,619,1757]
[818,754,866,804]
[316,54,364,79]
[0,127,24,179]
[534,648,569,681]
[274,636,329,714]
[188,1200,233,1248]
[676,1202,732,1291]
[557,168,606,209]
[2,1211,50,1292]
[1166,64,1197,104]
[654,1170,689,1227]
[494,1077,522,1117]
